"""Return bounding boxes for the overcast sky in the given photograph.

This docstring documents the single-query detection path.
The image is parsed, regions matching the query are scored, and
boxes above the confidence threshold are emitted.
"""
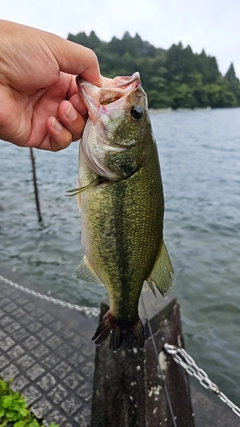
[2,0,240,77]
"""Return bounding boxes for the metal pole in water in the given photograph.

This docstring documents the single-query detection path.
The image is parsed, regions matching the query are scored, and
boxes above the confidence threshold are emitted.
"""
[29,147,42,223]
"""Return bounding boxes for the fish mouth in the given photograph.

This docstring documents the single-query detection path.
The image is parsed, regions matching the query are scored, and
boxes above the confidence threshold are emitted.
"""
[76,72,141,124]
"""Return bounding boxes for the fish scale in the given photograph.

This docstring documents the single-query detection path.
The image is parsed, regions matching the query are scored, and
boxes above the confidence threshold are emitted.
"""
[72,72,173,350]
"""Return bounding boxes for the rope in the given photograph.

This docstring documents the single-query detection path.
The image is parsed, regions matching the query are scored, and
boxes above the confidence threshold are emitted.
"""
[0,274,100,317]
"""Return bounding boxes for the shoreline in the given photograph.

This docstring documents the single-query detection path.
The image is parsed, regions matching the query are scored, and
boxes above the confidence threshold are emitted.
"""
[149,106,212,113]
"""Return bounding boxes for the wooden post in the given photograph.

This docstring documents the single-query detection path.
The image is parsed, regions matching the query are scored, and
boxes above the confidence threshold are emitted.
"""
[29,148,42,223]
[91,286,195,427]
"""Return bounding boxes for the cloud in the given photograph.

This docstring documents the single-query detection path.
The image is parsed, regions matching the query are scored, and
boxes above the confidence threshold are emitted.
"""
[1,0,240,76]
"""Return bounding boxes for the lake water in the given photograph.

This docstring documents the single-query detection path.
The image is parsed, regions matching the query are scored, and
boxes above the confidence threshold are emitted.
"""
[1,108,240,404]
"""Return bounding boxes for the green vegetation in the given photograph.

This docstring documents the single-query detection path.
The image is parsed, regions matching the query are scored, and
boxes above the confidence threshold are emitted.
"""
[68,31,240,109]
[0,379,58,427]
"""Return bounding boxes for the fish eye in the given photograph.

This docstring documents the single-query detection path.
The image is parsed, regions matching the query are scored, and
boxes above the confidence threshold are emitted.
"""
[130,105,144,120]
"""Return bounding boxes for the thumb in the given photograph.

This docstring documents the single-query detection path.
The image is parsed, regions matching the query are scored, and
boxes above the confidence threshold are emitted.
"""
[48,35,101,86]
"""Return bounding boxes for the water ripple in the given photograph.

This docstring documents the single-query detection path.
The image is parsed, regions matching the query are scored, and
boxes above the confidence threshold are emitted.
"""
[1,108,240,400]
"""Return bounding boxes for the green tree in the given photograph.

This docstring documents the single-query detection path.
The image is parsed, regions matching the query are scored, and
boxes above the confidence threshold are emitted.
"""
[225,63,236,81]
[67,31,240,109]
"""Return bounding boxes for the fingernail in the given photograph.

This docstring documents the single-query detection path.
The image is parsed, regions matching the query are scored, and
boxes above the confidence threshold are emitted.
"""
[65,104,77,121]
[72,95,88,115]
[52,118,63,132]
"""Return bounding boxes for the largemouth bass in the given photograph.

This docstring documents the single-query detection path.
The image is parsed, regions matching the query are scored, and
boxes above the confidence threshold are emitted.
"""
[70,72,173,351]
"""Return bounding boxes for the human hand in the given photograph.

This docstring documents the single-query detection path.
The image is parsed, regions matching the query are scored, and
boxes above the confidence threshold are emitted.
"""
[0,20,101,151]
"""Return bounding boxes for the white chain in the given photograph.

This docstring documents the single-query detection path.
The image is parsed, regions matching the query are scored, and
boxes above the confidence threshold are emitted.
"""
[164,343,240,418]
[0,274,100,318]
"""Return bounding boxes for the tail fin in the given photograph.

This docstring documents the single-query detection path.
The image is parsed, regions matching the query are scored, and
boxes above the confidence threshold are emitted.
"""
[92,310,145,351]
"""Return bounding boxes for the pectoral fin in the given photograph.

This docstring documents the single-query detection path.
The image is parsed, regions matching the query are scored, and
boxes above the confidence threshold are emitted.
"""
[65,177,100,196]
[75,256,103,286]
[147,242,174,296]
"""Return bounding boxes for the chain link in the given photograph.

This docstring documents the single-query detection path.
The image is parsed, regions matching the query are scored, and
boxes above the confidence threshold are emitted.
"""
[164,343,240,418]
[0,274,100,317]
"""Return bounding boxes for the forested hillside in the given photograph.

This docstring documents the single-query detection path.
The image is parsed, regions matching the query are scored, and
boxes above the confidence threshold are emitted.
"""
[68,31,240,109]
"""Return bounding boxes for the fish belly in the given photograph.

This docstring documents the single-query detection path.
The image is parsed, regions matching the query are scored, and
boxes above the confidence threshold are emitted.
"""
[80,143,164,323]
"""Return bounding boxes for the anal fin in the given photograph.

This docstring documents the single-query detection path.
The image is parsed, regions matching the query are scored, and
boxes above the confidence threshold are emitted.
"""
[147,242,174,296]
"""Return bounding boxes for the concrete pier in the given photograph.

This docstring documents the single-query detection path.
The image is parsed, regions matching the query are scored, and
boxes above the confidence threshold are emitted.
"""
[91,288,194,427]
[0,265,97,426]
[0,265,238,426]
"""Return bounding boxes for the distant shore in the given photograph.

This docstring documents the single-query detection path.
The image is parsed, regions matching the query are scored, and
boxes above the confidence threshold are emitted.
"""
[149,107,212,114]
